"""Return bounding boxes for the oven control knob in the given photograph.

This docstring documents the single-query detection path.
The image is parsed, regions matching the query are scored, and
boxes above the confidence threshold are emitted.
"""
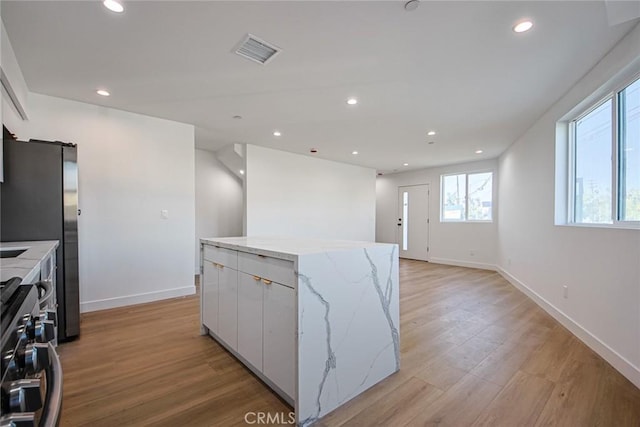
[16,325,29,344]
[34,320,55,343]
[8,379,42,412]
[39,309,57,326]
[2,350,16,377]
[24,343,50,373]
[0,413,36,427]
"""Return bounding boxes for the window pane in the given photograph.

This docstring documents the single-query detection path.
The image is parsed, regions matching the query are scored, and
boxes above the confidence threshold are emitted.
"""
[467,172,493,220]
[574,100,613,223]
[619,78,640,221]
[442,174,466,220]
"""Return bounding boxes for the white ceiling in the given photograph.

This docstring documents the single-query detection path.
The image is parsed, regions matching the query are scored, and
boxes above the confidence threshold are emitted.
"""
[2,1,637,173]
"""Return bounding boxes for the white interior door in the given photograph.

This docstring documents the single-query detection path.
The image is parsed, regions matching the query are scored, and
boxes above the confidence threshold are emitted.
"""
[398,184,430,261]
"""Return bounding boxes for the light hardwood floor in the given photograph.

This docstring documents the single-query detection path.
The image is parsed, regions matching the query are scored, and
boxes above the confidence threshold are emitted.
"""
[57,260,640,426]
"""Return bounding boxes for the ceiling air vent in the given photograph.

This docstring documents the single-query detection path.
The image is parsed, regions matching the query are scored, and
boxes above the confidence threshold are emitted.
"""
[234,34,281,65]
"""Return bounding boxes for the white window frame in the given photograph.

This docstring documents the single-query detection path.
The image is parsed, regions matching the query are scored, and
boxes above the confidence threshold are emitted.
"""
[440,171,493,223]
[567,73,640,228]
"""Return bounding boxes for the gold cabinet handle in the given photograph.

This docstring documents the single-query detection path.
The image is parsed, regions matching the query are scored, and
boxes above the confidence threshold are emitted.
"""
[262,279,272,285]
[252,275,261,281]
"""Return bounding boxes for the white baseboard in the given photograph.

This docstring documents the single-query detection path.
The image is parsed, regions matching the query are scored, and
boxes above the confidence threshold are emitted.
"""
[497,267,640,390]
[80,285,196,313]
[429,257,497,271]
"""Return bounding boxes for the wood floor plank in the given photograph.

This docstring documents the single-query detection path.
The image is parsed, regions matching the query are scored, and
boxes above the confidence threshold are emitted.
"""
[404,373,502,426]
[472,370,554,426]
[469,325,549,386]
[341,377,442,427]
[436,336,501,372]
[520,324,574,382]
[534,358,605,426]
[414,358,469,391]
[590,363,640,427]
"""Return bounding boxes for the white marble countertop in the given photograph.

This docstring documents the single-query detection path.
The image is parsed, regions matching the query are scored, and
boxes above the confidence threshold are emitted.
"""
[0,240,59,283]
[200,236,393,261]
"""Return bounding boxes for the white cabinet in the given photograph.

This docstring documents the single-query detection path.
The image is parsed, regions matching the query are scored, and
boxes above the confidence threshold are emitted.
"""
[201,242,295,401]
[202,245,238,350]
[237,272,264,370]
[218,264,238,350]
[201,260,219,333]
[238,269,295,399]
[263,281,296,398]
[238,252,296,288]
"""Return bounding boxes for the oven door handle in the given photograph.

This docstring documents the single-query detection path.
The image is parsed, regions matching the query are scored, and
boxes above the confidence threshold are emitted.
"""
[40,342,63,427]
[37,280,55,309]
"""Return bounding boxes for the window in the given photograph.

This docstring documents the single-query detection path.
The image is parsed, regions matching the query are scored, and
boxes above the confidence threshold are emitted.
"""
[619,78,640,221]
[573,100,612,223]
[441,172,492,222]
[569,76,640,225]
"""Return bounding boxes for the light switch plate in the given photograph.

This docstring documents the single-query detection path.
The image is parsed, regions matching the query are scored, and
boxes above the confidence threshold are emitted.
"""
[161,209,169,219]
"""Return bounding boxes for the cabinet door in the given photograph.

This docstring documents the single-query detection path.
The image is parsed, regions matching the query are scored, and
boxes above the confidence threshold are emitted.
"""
[263,282,295,398]
[237,272,263,370]
[218,265,238,350]
[202,260,219,333]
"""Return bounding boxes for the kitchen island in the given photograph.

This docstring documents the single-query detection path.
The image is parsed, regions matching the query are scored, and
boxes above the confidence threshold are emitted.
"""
[200,237,399,426]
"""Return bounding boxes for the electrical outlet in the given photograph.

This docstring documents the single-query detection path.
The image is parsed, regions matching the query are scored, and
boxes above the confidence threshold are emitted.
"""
[161,209,169,219]
[563,285,568,299]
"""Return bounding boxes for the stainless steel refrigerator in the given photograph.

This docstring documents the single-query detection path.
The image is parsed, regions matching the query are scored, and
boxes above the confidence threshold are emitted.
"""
[1,127,80,341]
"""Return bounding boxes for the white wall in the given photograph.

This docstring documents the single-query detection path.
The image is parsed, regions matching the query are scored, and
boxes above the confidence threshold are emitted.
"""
[498,23,640,387]
[195,148,243,273]
[6,93,196,312]
[376,159,498,269]
[245,144,376,241]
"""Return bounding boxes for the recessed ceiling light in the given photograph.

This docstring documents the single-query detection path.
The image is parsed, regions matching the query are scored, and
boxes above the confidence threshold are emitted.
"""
[475,150,483,154]
[352,151,359,155]
[403,163,409,166]
[346,97,358,105]
[273,130,281,137]
[427,131,436,136]
[239,170,245,175]
[513,20,533,33]
[310,148,318,154]
[103,0,124,13]
[96,89,110,97]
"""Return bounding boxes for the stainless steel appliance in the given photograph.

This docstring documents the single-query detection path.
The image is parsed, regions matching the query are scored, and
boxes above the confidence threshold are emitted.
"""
[0,277,63,426]
[1,127,80,341]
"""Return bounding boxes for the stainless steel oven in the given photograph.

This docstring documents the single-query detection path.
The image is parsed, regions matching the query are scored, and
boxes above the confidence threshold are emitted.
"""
[1,277,63,426]
[37,252,56,311]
